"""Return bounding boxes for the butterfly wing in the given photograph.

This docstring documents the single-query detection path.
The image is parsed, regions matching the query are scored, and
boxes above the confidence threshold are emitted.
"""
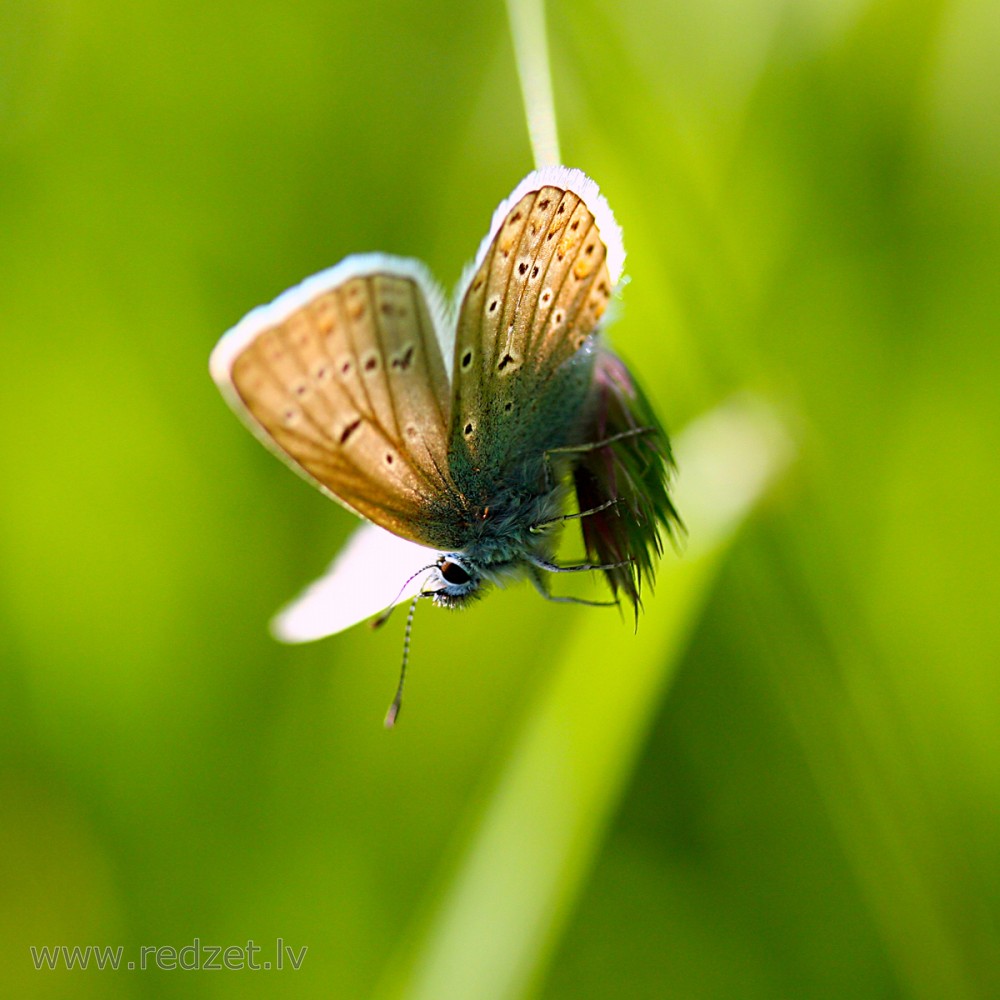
[450,167,624,468]
[271,522,439,642]
[451,168,679,611]
[210,255,454,546]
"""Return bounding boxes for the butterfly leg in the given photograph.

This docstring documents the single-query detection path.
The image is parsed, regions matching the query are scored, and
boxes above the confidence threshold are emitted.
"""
[547,426,654,458]
[531,498,619,534]
[540,427,654,491]
[528,565,620,607]
[528,553,633,574]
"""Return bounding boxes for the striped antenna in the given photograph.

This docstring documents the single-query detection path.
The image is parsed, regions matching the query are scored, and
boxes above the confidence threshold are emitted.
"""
[384,595,421,729]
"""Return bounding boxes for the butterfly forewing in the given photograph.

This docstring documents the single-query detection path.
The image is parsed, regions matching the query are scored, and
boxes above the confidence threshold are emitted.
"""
[212,257,453,545]
[452,170,621,466]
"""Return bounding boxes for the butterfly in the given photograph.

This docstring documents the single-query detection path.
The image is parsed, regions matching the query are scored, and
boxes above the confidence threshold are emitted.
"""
[210,167,679,723]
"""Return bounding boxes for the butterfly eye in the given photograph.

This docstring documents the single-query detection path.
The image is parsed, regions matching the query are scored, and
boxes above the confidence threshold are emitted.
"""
[439,560,471,585]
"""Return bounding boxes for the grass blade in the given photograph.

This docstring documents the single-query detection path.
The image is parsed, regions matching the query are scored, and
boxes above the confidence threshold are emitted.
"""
[380,397,794,1000]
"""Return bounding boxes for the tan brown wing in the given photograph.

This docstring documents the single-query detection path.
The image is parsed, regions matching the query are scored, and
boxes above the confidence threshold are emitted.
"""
[210,256,453,544]
[451,168,623,461]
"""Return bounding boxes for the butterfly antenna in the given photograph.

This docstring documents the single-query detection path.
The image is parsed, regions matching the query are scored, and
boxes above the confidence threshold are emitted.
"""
[371,563,437,630]
[384,595,420,729]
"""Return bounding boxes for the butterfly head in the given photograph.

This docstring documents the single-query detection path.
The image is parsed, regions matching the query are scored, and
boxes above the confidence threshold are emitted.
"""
[425,555,481,608]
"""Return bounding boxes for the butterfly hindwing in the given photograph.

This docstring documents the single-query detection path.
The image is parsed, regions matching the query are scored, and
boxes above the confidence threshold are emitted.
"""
[211,256,453,545]
[451,168,623,470]
[271,522,440,642]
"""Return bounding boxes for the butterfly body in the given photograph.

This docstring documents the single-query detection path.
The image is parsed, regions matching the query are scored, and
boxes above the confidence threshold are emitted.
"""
[416,467,565,608]
[410,333,626,607]
[211,166,679,639]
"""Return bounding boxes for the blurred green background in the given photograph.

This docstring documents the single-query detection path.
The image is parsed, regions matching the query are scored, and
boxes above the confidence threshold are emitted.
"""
[2,0,998,996]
